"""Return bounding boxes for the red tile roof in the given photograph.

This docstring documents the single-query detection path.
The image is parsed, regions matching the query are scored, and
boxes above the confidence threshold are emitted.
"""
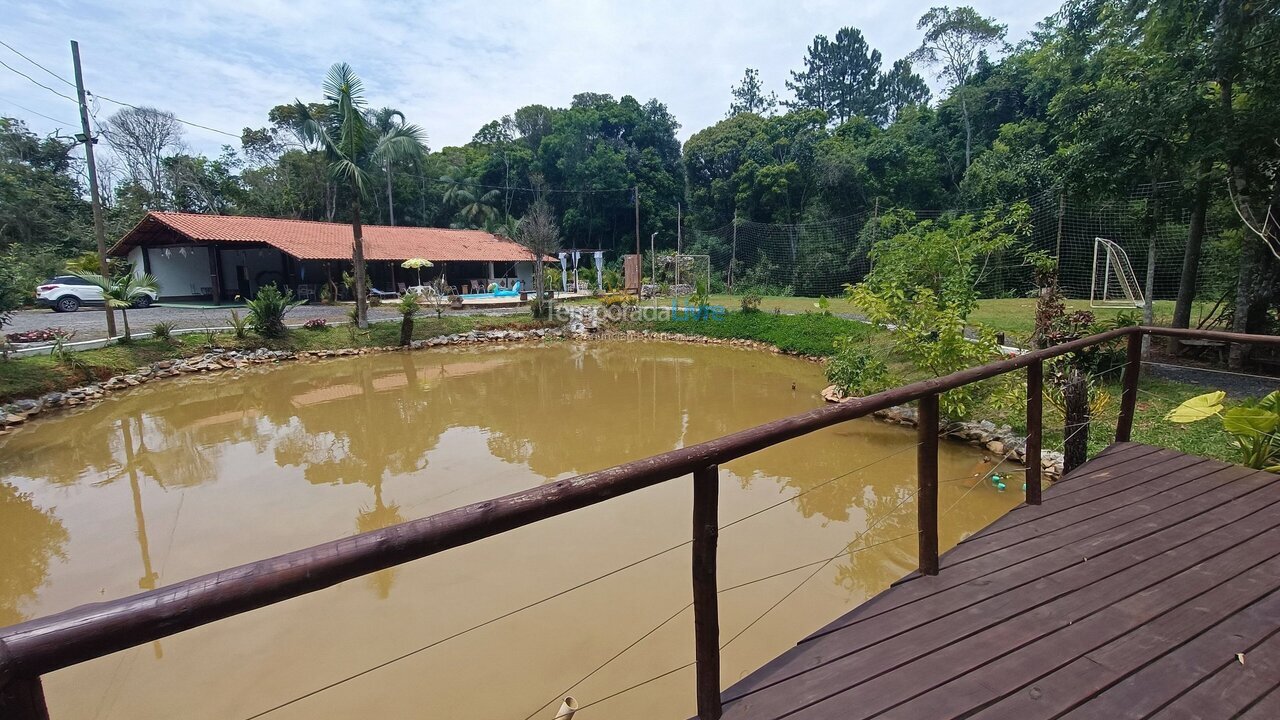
[111,212,548,262]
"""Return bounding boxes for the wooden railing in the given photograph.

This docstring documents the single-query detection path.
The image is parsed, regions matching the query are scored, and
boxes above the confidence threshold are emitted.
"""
[1,326,1275,719]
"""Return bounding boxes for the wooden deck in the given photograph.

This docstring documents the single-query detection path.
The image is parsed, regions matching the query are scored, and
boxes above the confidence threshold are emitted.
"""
[720,442,1280,720]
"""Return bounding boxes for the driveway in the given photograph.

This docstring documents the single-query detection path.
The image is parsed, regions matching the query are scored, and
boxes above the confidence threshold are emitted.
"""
[5,303,523,343]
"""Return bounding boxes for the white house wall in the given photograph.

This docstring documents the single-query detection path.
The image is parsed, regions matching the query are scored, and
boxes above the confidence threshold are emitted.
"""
[143,245,212,299]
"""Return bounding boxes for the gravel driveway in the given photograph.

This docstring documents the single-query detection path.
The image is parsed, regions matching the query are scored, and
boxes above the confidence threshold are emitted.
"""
[5,303,524,343]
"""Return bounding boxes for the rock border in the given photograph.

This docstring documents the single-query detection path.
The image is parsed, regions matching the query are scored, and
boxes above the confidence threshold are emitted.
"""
[821,384,1065,480]
[0,327,569,435]
[1,323,1062,481]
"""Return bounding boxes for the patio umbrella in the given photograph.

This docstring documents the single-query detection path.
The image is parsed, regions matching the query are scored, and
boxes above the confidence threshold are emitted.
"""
[401,258,433,286]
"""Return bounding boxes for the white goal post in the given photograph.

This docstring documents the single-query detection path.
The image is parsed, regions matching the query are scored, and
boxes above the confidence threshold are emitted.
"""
[1090,237,1145,309]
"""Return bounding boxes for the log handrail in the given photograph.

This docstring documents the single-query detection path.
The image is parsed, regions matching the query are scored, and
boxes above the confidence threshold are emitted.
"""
[1,326,1277,718]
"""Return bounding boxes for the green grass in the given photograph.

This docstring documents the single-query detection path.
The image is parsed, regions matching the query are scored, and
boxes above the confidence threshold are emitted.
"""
[704,294,1209,343]
[624,310,878,357]
[0,314,543,403]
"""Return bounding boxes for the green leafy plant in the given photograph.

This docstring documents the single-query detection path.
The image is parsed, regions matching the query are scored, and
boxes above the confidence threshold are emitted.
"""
[150,321,178,342]
[1167,391,1280,472]
[814,295,831,315]
[319,284,334,305]
[396,292,420,346]
[227,310,250,340]
[72,272,160,343]
[825,337,892,397]
[244,285,303,338]
[740,293,763,313]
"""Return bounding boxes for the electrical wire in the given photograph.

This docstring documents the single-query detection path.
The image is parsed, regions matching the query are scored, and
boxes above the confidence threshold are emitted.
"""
[0,39,76,87]
[0,57,79,103]
[88,92,241,138]
[0,94,77,126]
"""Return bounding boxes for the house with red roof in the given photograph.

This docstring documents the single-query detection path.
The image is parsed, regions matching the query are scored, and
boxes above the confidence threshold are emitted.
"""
[109,211,545,303]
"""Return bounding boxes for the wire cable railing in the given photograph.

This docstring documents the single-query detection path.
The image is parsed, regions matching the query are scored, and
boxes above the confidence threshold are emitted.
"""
[3,326,1278,720]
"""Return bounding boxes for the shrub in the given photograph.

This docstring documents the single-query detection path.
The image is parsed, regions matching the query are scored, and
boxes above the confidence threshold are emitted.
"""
[1167,390,1280,472]
[826,338,892,397]
[244,285,302,338]
[740,293,762,313]
[319,284,333,305]
[227,310,251,340]
[303,318,328,330]
[396,293,420,346]
[150,321,178,342]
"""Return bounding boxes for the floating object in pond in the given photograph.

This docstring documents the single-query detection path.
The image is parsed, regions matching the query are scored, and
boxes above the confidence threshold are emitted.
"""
[990,473,1006,492]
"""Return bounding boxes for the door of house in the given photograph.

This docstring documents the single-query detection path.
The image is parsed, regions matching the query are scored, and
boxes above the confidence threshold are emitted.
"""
[236,266,251,299]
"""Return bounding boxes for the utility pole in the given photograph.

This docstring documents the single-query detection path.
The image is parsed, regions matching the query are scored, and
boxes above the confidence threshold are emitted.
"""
[676,202,682,289]
[634,186,641,298]
[71,40,116,338]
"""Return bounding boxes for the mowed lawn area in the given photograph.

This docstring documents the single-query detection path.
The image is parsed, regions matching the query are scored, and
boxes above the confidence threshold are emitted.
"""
[703,295,1205,341]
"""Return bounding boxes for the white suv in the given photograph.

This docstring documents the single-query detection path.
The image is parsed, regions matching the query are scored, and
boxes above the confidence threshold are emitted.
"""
[35,276,157,313]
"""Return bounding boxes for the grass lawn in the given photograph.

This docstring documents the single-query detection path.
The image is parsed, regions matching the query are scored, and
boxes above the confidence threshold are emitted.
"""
[702,294,1209,344]
[623,310,878,357]
[0,314,543,402]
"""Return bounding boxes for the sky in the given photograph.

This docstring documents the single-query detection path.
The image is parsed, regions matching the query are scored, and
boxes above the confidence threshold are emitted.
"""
[1,0,1061,159]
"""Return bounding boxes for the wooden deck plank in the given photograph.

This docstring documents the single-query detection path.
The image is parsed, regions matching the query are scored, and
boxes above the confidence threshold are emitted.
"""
[1058,590,1280,719]
[1149,624,1280,720]
[716,445,1280,720]
[796,461,1260,646]
[938,453,1218,564]
[729,476,1280,711]
[955,571,1280,719]
[1237,686,1280,720]
[726,512,1280,719]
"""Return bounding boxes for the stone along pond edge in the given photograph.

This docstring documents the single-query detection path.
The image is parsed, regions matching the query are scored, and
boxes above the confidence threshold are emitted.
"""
[0,328,1061,479]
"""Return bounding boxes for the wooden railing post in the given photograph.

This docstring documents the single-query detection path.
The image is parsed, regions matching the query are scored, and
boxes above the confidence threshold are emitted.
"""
[917,395,940,576]
[0,676,52,720]
[1025,360,1043,505]
[692,465,722,720]
[1116,330,1143,443]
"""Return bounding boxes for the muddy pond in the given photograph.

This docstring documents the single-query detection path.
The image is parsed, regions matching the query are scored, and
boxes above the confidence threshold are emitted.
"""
[0,340,1022,719]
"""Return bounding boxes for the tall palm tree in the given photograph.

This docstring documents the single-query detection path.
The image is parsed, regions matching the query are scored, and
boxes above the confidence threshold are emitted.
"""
[295,63,427,328]
[370,106,407,225]
[74,272,160,341]
[439,173,499,228]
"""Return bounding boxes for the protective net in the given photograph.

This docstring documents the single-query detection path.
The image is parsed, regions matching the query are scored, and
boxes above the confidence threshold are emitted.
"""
[693,183,1223,305]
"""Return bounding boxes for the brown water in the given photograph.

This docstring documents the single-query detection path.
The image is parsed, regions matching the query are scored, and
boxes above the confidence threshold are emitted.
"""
[0,341,1021,720]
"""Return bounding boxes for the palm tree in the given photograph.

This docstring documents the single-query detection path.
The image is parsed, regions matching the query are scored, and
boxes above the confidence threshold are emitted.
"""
[439,173,499,228]
[295,63,427,328]
[74,272,159,341]
[370,107,407,225]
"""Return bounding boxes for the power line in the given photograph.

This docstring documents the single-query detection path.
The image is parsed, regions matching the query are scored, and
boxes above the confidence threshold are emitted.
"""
[0,94,77,126]
[89,92,242,138]
[0,57,79,104]
[0,39,75,88]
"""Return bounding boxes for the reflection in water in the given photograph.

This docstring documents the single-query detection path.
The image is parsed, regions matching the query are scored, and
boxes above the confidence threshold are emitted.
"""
[0,341,1022,720]
[0,481,68,626]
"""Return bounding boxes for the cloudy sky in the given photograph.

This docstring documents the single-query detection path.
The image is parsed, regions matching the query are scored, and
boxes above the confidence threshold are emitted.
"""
[2,0,1061,158]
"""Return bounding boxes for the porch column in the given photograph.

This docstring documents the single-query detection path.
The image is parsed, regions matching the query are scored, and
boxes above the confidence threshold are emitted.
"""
[487,261,495,284]
[208,244,223,304]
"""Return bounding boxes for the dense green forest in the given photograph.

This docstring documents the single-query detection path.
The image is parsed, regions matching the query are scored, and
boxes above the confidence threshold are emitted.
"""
[2,1,1277,336]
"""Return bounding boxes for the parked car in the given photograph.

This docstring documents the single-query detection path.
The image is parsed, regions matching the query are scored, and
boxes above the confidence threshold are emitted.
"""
[35,276,157,313]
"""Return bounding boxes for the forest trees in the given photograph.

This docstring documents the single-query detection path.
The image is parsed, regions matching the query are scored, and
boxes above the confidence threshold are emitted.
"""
[909,6,1006,168]
[728,68,778,117]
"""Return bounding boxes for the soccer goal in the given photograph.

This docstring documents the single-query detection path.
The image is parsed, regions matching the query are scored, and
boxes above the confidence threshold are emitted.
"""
[1090,237,1145,309]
